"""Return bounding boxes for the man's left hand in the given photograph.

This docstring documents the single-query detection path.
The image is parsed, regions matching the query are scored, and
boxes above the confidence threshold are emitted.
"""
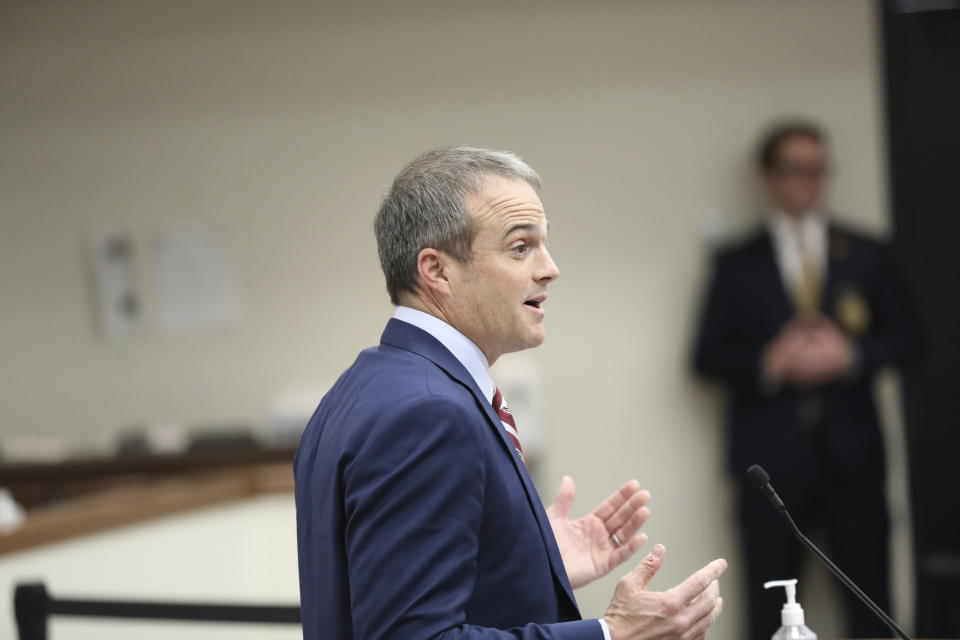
[547,476,650,589]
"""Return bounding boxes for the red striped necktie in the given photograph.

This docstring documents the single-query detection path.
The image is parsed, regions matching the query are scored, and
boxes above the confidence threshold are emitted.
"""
[492,387,524,462]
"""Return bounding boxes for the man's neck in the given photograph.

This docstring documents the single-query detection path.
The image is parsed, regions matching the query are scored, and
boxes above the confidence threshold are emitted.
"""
[400,297,444,322]
[399,296,498,365]
[773,205,824,221]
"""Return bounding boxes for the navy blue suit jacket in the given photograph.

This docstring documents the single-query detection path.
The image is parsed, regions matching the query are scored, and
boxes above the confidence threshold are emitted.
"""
[692,223,915,483]
[295,319,602,639]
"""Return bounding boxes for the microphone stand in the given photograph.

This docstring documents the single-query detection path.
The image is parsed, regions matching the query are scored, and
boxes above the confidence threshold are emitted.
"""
[776,507,912,640]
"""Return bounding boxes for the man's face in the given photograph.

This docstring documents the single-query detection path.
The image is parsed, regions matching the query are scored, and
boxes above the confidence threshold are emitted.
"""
[443,176,559,364]
[763,135,829,216]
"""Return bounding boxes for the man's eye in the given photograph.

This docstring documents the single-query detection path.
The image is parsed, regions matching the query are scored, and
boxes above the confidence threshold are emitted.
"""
[511,244,530,255]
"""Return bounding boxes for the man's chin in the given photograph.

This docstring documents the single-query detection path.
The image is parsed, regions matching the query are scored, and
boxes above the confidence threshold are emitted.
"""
[522,328,546,349]
[500,331,546,358]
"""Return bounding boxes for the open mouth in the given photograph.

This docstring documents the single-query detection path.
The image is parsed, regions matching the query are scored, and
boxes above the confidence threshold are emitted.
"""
[523,294,547,311]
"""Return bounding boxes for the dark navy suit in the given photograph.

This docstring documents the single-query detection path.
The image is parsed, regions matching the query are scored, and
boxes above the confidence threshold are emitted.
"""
[295,319,602,639]
[692,223,914,640]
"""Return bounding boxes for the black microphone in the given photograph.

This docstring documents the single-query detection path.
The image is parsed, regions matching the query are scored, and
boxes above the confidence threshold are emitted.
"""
[745,464,912,640]
[746,465,786,512]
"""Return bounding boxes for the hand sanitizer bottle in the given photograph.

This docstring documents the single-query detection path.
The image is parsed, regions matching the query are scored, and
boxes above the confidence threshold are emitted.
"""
[763,579,817,640]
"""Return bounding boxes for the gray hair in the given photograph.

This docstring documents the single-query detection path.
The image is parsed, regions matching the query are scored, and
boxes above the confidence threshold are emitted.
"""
[374,146,542,305]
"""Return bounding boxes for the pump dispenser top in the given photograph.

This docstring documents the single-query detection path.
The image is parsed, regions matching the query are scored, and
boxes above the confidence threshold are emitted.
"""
[763,579,805,627]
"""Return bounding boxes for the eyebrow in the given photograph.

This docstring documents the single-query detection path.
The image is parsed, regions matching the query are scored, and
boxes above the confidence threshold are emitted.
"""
[502,220,549,239]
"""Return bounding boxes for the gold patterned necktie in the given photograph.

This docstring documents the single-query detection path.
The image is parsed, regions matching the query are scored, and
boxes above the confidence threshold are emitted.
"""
[795,226,821,317]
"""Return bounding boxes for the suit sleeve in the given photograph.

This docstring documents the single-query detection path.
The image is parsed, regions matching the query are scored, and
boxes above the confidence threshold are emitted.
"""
[692,252,767,386]
[854,245,919,375]
[342,395,603,640]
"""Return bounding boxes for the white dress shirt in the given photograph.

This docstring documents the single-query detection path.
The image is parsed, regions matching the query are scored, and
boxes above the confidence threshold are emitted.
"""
[391,305,612,640]
[767,209,828,303]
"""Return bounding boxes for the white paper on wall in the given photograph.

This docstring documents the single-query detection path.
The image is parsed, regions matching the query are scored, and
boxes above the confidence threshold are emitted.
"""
[154,225,240,331]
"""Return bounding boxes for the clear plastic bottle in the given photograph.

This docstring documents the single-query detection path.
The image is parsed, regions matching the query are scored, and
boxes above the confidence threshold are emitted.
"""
[764,579,817,640]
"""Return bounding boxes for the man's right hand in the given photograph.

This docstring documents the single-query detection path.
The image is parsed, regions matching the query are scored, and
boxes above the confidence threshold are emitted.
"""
[603,544,726,640]
[761,320,809,381]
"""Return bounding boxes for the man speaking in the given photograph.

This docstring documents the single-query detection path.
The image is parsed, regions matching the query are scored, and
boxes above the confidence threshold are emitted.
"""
[295,147,726,639]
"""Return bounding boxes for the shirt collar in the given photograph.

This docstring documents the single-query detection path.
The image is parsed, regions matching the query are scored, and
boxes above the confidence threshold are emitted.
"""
[769,208,826,236]
[392,306,496,403]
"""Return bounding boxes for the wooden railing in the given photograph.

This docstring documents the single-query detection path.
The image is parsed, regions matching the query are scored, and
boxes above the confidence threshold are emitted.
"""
[0,460,294,556]
[0,445,297,509]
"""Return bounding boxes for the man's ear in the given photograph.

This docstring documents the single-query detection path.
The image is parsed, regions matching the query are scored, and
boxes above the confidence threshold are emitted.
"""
[416,247,452,297]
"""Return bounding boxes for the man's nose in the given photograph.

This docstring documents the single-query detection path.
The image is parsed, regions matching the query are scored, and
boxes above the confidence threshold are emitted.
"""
[537,248,560,283]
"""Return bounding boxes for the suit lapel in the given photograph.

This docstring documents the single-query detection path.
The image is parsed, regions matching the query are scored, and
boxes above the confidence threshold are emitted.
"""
[464,381,580,610]
[822,224,850,316]
[380,319,580,610]
[758,231,797,323]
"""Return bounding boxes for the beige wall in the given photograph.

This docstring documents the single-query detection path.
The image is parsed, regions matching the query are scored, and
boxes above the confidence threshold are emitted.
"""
[1,1,907,638]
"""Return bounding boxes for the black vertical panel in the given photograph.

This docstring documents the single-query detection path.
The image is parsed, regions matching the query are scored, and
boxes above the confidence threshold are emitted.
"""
[880,2,960,636]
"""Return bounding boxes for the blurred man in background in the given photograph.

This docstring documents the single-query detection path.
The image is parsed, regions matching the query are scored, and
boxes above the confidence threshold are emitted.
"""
[692,122,914,640]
